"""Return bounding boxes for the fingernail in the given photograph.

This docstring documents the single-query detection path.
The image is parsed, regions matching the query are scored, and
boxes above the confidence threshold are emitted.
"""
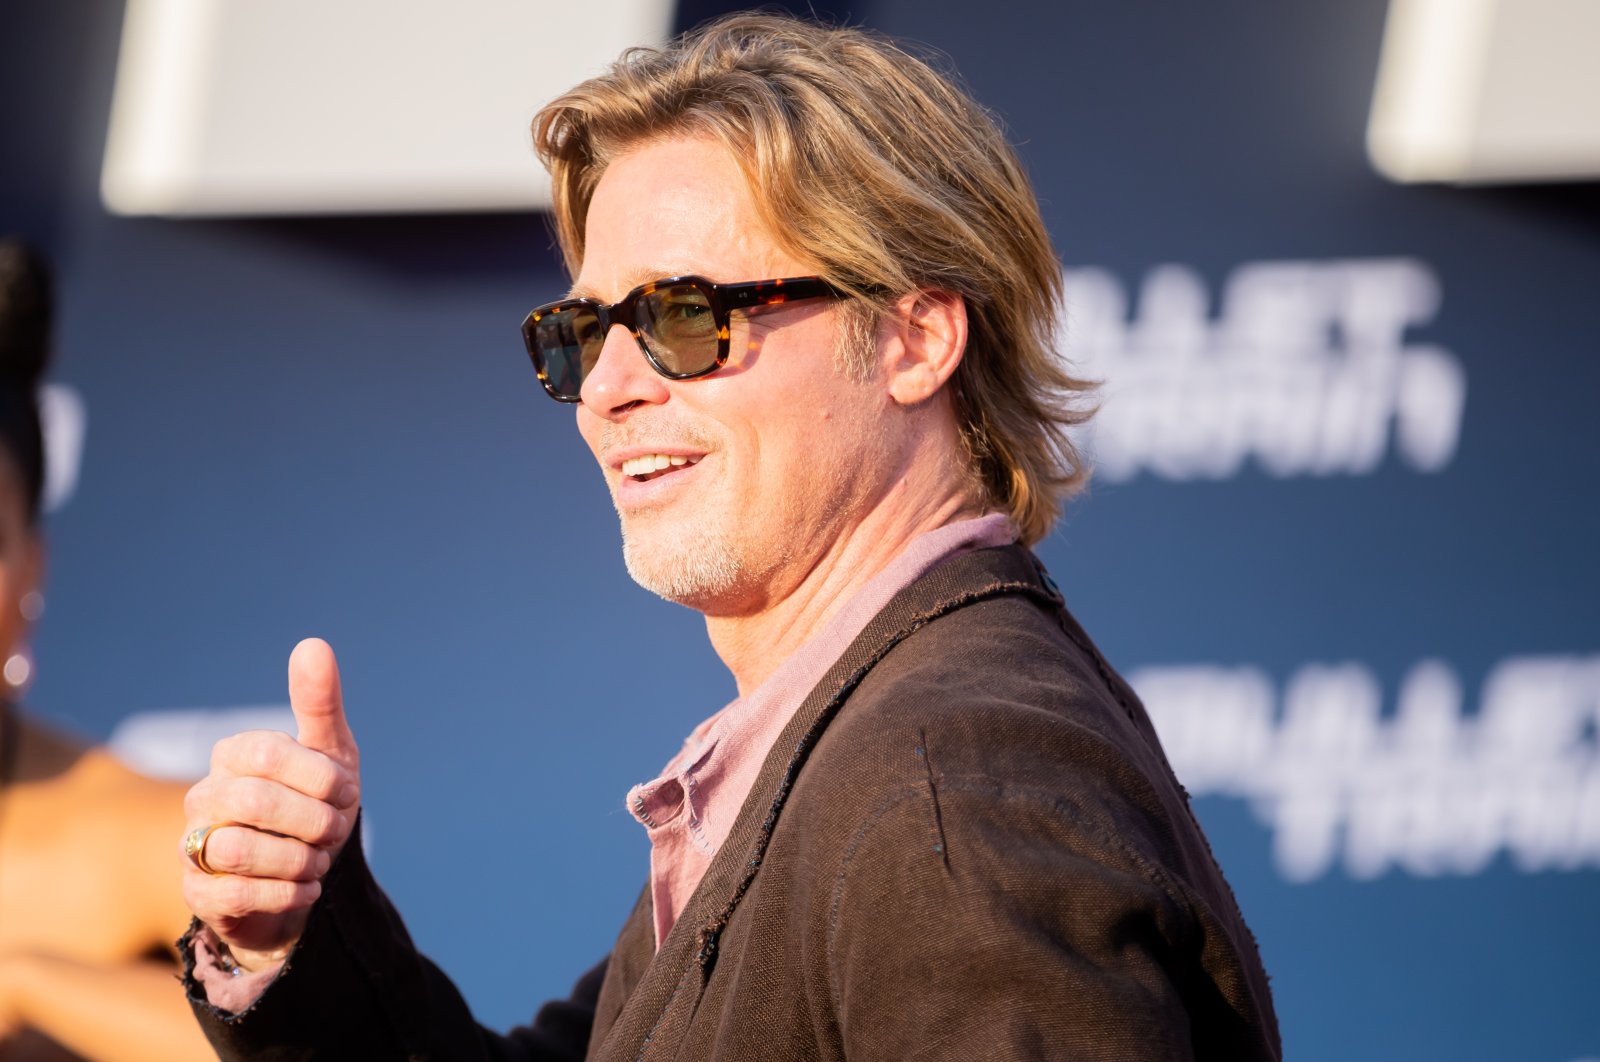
[316,849,332,876]
[337,783,359,807]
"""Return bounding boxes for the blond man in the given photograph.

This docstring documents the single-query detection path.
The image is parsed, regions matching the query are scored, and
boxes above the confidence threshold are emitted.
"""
[179,15,1279,1060]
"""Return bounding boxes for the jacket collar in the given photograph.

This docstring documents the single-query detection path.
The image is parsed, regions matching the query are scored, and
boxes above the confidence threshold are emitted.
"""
[591,543,1061,1060]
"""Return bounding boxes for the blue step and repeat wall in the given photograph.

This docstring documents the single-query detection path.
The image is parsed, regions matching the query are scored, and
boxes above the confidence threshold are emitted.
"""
[4,1,1597,1058]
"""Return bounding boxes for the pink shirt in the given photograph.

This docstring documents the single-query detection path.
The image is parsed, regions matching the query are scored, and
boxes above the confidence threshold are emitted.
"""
[627,512,1016,946]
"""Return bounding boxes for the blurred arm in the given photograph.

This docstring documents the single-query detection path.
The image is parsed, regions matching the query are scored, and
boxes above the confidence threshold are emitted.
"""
[0,952,215,1062]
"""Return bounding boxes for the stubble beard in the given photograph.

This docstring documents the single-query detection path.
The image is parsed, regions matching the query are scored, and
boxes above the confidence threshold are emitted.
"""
[619,508,745,607]
[613,479,802,614]
[601,423,751,607]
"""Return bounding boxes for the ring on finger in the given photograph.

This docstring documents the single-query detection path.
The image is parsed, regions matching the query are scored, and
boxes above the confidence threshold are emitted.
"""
[184,823,233,875]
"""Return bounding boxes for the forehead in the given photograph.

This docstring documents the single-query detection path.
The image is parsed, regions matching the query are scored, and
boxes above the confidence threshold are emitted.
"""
[573,136,807,300]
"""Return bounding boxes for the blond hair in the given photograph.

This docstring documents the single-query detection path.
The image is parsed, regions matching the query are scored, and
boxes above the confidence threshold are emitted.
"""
[533,13,1094,544]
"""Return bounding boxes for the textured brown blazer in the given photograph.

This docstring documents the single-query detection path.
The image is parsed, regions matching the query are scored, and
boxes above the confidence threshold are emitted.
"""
[186,545,1281,1060]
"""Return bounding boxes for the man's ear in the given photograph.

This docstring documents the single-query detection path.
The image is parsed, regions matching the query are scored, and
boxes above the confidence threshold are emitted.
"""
[881,288,967,406]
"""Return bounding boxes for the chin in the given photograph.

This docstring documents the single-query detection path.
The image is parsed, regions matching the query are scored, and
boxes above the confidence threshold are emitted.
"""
[621,529,744,608]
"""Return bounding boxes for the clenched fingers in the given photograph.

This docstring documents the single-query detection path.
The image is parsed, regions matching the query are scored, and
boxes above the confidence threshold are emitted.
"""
[186,775,353,849]
[185,824,331,881]
[210,729,359,807]
[184,870,321,924]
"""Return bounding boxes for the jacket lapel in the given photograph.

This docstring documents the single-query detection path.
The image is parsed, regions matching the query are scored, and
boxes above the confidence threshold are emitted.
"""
[588,545,1059,1061]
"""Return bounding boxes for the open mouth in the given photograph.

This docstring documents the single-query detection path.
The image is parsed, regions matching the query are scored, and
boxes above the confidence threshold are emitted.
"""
[622,453,703,483]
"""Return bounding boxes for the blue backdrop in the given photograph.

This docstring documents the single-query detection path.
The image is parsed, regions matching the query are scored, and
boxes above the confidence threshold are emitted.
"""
[3,2,1597,1059]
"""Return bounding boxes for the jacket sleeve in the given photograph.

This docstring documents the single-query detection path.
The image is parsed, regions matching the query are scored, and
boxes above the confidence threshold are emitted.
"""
[181,821,604,1062]
[826,777,1220,1061]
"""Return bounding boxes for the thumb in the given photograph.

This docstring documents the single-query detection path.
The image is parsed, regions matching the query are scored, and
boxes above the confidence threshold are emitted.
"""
[288,637,357,768]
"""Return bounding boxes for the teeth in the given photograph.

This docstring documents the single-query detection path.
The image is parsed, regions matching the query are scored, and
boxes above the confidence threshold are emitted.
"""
[622,453,702,477]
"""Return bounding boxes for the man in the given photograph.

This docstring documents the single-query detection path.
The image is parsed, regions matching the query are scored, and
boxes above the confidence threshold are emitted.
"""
[179,14,1280,1060]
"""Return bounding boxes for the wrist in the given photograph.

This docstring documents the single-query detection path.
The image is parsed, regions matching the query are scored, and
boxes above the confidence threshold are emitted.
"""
[189,929,287,1014]
[216,940,293,976]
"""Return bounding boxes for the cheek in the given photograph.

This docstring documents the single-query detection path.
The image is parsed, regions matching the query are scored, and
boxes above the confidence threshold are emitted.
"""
[759,410,852,494]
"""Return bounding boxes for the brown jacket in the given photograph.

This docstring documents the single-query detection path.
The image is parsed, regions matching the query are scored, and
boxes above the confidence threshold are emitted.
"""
[186,545,1280,1060]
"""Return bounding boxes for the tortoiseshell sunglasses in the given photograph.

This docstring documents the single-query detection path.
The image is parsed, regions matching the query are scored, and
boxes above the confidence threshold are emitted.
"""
[521,275,849,402]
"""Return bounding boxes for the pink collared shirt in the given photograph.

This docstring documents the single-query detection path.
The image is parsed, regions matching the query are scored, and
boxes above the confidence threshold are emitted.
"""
[627,512,1016,947]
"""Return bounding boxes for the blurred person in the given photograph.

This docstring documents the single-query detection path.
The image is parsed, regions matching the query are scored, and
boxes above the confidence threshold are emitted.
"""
[180,15,1280,1060]
[0,240,214,1062]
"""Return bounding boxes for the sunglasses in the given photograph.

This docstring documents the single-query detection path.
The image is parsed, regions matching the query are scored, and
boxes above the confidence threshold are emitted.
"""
[521,274,849,402]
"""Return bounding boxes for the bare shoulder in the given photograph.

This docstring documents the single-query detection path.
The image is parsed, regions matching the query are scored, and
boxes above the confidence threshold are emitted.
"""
[70,745,191,845]
[12,714,186,808]
[2,715,192,959]
[9,715,187,867]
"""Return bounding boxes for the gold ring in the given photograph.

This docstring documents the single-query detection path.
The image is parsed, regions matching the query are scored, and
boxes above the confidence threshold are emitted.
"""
[184,823,228,875]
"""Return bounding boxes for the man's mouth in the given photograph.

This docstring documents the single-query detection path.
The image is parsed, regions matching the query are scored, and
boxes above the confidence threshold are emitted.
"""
[621,453,703,482]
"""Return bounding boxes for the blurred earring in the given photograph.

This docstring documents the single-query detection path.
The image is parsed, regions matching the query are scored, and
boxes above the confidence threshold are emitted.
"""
[4,644,31,691]
[8,592,42,692]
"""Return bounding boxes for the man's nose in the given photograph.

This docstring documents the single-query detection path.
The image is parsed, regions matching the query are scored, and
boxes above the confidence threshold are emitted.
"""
[579,324,670,415]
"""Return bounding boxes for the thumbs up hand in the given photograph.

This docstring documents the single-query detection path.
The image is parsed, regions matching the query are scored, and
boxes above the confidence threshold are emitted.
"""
[181,639,362,972]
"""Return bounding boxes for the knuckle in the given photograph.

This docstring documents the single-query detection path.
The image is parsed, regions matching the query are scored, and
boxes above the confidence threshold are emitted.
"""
[183,782,209,820]
[233,778,276,823]
[311,806,345,846]
[247,736,285,776]
[271,881,301,912]
[185,884,224,924]
[208,828,246,873]
[217,877,258,918]
[209,734,238,771]
[262,878,313,914]
[292,843,324,881]
[313,758,347,801]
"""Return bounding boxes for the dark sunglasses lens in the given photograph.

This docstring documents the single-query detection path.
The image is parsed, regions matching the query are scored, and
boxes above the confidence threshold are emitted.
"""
[637,283,719,375]
[532,307,604,399]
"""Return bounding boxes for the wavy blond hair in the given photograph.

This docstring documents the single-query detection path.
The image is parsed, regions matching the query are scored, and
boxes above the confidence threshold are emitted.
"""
[533,13,1094,544]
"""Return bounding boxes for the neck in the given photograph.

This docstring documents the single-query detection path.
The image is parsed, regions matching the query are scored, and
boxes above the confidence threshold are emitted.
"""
[705,482,981,696]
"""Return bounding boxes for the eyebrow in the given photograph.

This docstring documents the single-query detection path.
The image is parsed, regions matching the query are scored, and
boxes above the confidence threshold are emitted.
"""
[566,266,706,302]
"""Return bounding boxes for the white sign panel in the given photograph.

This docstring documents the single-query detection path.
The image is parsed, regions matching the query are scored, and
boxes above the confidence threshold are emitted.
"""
[101,0,675,216]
